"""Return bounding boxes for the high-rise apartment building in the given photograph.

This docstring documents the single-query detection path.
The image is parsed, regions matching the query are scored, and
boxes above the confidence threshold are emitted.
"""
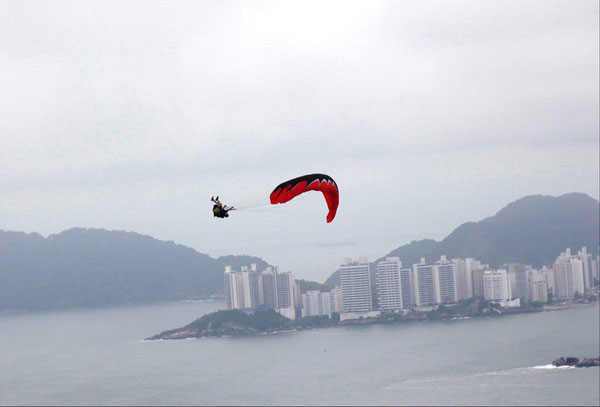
[483,269,512,303]
[452,259,467,300]
[577,247,593,291]
[376,257,404,311]
[293,280,302,312]
[413,258,436,306]
[507,263,529,301]
[592,256,599,285]
[274,270,296,319]
[399,267,414,308]
[453,257,481,300]
[553,249,586,299]
[471,268,486,298]
[261,267,278,309]
[464,258,480,298]
[224,264,260,310]
[224,264,297,319]
[541,266,555,298]
[340,258,374,320]
[529,269,548,303]
[435,256,457,304]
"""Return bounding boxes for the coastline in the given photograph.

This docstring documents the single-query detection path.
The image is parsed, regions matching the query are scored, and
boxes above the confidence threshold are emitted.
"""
[146,299,599,341]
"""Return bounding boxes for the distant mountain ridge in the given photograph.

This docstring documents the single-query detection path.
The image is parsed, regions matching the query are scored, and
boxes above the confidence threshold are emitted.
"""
[0,228,269,312]
[325,193,599,286]
[2,193,598,312]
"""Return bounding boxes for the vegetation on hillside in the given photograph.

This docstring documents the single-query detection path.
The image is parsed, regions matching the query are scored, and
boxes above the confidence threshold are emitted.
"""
[297,279,333,293]
[180,309,340,334]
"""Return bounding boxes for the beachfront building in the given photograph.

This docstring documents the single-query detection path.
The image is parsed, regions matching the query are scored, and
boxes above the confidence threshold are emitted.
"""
[224,264,261,310]
[275,271,297,320]
[340,258,378,321]
[301,287,341,318]
[399,267,414,308]
[452,259,468,300]
[293,280,302,314]
[471,268,486,298]
[483,269,512,304]
[577,247,593,291]
[376,257,404,312]
[261,267,278,309]
[413,258,436,307]
[529,269,548,303]
[541,266,556,298]
[435,256,457,304]
[224,264,297,319]
[553,249,586,299]
[453,257,486,300]
[592,256,599,285]
[507,263,530,302]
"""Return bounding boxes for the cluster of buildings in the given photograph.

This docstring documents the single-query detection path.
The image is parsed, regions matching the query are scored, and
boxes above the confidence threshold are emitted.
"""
[223,247,599,321]
[223,265,300,320]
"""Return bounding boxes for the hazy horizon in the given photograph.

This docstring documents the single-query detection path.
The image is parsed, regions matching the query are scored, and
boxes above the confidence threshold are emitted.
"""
[1,0,598,281]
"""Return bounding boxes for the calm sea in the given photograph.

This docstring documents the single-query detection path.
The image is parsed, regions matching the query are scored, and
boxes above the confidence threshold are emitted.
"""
[0,300,598,406]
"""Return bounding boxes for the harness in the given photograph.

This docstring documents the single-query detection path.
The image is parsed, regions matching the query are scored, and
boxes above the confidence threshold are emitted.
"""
[213,204,228,218]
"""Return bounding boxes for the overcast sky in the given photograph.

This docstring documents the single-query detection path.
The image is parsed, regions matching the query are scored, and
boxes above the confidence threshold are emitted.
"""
[1,0,598,282]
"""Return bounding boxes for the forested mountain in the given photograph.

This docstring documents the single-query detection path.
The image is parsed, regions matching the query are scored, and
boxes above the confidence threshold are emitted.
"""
[0,228,268,311]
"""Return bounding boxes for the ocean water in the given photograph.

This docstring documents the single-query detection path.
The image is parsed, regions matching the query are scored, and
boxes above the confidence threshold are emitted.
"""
[0,301,598,406]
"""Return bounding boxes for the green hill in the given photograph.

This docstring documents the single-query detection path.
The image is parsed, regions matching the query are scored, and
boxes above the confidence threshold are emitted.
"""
[0,227,269,311]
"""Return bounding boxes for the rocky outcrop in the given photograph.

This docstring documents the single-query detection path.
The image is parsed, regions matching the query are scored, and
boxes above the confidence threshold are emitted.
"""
[575,358,600,368]
[145,323,264,340]
[552,357,600,368]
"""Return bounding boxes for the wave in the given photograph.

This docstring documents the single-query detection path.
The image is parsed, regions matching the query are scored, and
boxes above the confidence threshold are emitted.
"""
[530,364,576,370]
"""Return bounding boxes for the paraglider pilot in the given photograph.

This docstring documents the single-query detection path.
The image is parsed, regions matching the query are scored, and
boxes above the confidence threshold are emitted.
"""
[211,196,234,218]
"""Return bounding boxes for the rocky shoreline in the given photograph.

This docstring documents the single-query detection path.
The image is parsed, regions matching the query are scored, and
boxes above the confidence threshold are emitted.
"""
[145,301,598,341]
[552,357,600,368]
[145,323,298,340]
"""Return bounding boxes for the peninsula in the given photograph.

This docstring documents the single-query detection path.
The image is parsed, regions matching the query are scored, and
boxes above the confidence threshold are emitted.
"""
[145,298,597,340]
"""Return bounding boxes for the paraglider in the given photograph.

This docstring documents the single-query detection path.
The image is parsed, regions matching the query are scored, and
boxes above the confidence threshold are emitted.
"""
[211,196,235,218]
[270,173,339,223]
[210,173,339,223]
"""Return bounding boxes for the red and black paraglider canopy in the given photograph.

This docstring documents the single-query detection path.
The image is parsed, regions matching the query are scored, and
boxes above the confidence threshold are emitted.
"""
[269,173,339,223]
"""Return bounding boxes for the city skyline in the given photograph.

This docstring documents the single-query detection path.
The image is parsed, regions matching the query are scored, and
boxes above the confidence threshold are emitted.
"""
[223,245,599,321]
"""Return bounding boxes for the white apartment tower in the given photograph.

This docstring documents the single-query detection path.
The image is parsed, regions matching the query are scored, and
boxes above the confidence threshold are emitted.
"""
[224,265,260,310]
[453,257,481,300]
[224,265,297,319]
[399,267,414,308]
[376,257,403,311]
[592,256,599,285]
[435,256,457,304]
[261,267,278,309]
[541,266,556,297]
[413,258,437,306]
[577,247,593,291]
[301,287,342,318]
[529,270,548,303]
[340,258,373,319]
[274,271,297,320]
[507,263,530,301]
[452,259,468,300]
[483,269,512,303]
[553,249,586,299]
